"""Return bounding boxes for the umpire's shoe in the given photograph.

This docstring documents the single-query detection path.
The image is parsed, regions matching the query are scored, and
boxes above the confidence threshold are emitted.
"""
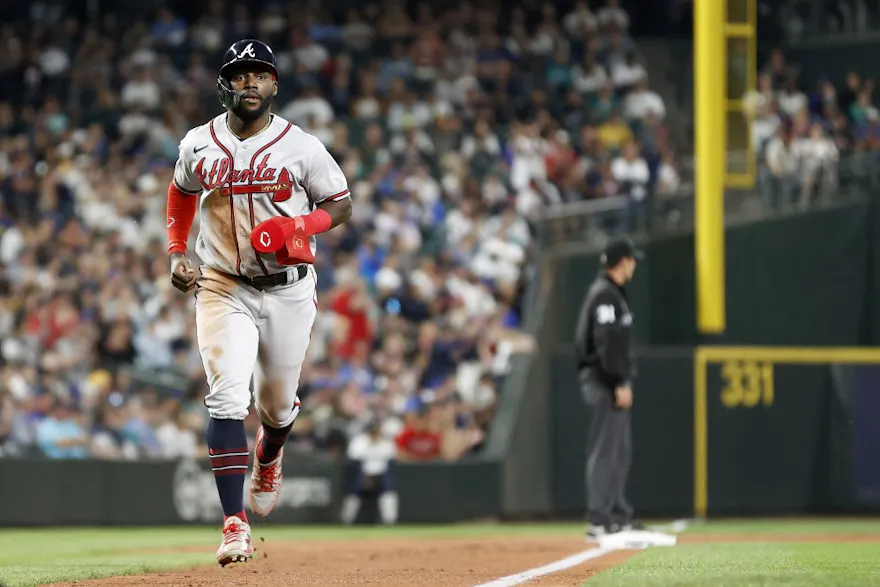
[609,520,645,533]
[586,524,608,540]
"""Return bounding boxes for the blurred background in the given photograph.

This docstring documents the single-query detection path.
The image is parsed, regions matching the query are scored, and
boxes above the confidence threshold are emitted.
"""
[3,0,880,525]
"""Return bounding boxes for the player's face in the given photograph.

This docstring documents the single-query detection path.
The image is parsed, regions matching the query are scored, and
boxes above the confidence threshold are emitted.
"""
[227,65,277,121]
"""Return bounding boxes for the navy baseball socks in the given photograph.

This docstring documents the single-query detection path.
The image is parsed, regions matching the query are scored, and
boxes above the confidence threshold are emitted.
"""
[207,417,249,523]
[256,421,293,464]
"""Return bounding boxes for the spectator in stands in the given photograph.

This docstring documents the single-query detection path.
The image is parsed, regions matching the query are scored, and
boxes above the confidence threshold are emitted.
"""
[611,51,647,91]
[280,85,334,132]
[591,82,620,125]
[797,122,839,206]
[848,82,878,127]
[597,112,634,151]
[573,53,609,96]
[856,107,880,151]
[565,1,600,39]
[612,141,651,229]
[598,0,630,32]
[155,399,201,459]
[90,396,139,460]
[762,48,796,90]
[763,125,802,210]
[624,78,666,123]
[655,151,681,198]
[838,71,863,116]
[36,396,88,460]
[778,76,808,119]
[395,407,442,462]
[0,388,18,456]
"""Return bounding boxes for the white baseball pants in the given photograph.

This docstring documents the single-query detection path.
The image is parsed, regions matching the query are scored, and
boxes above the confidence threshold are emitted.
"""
[194,266,317,428]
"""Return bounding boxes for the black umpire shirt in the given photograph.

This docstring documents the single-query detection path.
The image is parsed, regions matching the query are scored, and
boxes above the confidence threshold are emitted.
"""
[574,272,636,392]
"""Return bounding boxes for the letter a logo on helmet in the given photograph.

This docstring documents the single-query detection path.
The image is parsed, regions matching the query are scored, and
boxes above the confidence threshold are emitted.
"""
[231,43,257,60]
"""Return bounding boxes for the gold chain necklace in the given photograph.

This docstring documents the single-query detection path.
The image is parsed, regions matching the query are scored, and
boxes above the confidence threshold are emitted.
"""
[227,114,273,141]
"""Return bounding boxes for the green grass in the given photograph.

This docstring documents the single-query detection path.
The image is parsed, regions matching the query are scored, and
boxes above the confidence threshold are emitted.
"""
[0,527,211,586]
[0,523,581,587]
[588,519,880,587]
[682,518,880,535]
[0,553,210,587]
[589,542,880,587]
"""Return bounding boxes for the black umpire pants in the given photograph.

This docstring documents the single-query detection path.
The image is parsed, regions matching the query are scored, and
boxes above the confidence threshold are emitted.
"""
[580,370,634,527]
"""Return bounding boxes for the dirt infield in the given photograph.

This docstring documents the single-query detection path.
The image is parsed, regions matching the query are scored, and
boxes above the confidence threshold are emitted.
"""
[47,535,626,587]
[45,531,878,587]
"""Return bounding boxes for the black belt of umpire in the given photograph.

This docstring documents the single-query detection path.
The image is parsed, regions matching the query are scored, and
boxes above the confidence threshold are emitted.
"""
[235,265,308,291]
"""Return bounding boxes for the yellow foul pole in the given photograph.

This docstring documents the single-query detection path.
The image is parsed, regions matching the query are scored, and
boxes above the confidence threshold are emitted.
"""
[694,0,726,334]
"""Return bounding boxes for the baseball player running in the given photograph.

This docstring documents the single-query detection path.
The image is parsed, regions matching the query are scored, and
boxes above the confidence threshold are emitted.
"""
[166,39,352,566]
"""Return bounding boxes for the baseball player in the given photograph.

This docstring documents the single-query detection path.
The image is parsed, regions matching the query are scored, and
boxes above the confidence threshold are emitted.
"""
[165,39,352,566]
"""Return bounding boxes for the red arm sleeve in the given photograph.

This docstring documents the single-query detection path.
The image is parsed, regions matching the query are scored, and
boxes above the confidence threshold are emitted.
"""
[300,208,333,235]
[166,182,198,255]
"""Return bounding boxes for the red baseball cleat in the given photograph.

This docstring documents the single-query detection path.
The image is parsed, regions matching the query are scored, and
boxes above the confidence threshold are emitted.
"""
[249,426,284,517]
[216,515,254,566]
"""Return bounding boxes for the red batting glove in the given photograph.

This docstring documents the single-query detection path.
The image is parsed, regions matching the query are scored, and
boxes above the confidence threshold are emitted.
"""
[251,217,295,253]
[274,234,314,265]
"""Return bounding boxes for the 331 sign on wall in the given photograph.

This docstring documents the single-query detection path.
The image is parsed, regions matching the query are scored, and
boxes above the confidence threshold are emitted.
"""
[719,360,775,408]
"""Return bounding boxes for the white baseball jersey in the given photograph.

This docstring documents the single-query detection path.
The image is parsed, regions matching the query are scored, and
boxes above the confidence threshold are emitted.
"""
[347,433,397,476]
[172,113,350,277]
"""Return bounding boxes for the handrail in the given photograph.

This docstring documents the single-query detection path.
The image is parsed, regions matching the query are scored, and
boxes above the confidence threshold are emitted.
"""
[540,195,630,220]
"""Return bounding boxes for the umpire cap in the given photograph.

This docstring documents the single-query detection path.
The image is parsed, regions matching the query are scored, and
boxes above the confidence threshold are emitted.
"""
[600,235,644,268]
[217,39,278,110]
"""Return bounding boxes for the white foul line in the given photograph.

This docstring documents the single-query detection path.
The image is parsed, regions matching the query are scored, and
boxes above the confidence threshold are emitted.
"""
[472,546,618,587]
[471,520,689,587]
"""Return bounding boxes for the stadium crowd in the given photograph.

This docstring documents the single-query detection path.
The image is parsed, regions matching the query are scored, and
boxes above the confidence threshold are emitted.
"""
[0,0,675,461]
[746,46,880,210]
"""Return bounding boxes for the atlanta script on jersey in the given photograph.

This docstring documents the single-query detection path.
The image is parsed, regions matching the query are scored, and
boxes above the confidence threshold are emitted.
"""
[172,113,350,277]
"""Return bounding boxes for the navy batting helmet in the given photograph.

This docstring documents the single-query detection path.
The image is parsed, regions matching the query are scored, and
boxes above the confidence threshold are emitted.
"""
[217,39,278,110]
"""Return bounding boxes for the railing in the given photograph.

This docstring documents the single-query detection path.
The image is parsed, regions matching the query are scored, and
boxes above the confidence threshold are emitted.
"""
[678,149,878,184]
[539,149,879,250]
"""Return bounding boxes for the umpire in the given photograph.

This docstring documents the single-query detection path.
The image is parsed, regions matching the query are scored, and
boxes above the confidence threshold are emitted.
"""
[575,235,643,538]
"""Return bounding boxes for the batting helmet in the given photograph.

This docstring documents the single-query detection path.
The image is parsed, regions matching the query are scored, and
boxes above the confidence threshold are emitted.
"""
[217,39,278,110]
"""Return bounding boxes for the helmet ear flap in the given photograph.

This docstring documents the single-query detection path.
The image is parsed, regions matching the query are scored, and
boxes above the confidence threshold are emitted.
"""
[217,75,240,110]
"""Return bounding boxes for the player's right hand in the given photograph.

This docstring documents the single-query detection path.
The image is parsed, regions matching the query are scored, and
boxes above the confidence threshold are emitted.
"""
[170,252,198,292]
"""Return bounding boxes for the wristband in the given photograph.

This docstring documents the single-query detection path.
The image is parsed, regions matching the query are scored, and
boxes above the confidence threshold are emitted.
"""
[301,208,332,235]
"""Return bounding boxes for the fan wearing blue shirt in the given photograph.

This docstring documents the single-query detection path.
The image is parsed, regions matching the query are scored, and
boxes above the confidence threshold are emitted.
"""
[36,397,88,459]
